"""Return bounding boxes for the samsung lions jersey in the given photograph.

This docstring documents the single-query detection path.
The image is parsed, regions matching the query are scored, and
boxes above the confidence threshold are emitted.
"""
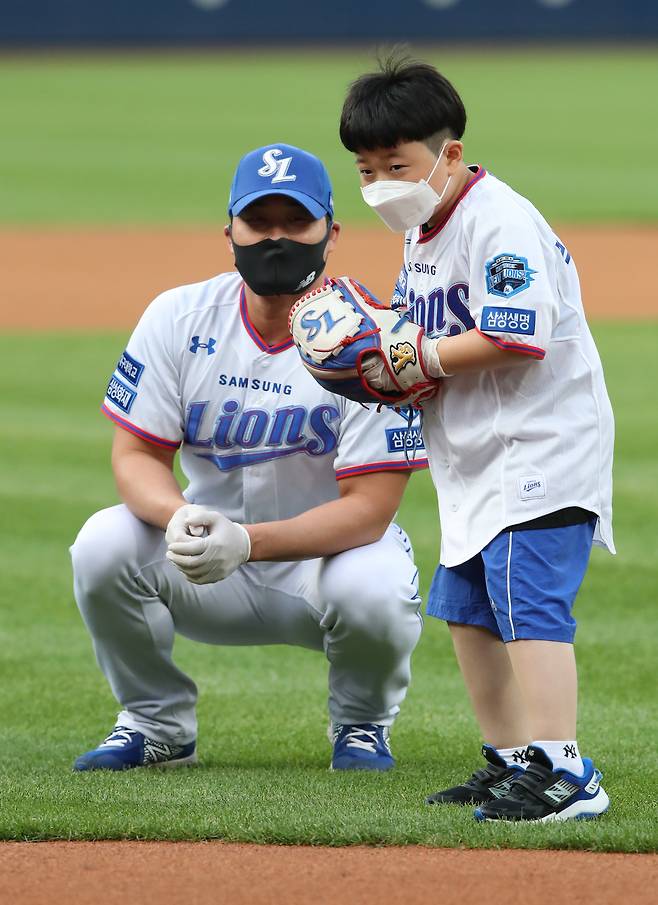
[392,167,614,566]
[102,272,427,524]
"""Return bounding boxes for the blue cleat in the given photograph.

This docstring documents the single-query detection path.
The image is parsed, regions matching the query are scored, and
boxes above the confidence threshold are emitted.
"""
[330,723,395,771]
[473,745,609,822]
[73,725,197,772]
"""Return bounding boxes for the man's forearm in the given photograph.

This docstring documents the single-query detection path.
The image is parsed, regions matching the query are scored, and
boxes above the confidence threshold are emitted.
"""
[113,448,186,530]
[246,493,391,562]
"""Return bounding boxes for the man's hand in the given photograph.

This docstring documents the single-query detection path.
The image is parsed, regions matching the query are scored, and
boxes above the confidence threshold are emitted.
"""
[165,504,251,584]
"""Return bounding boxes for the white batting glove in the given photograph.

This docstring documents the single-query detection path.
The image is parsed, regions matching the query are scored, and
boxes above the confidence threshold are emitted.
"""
[165,504,212,545]
[165,504,251,584]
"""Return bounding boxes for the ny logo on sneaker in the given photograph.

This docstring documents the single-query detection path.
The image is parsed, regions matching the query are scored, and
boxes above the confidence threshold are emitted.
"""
[563,744,578,758]
[512,748,529,764]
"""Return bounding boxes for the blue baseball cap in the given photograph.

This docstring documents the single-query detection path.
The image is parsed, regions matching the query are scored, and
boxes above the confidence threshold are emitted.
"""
[228,143,334,220]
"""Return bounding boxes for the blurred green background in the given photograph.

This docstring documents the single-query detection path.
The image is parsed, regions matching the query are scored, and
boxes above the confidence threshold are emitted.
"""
[1,48,657,225]
[0,49,657,850]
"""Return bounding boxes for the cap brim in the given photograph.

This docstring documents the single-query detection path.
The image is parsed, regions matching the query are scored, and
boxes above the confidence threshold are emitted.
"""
[230,188,329,220]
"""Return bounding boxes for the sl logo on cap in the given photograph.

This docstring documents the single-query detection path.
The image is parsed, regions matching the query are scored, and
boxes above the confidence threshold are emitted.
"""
[258,148,296,184]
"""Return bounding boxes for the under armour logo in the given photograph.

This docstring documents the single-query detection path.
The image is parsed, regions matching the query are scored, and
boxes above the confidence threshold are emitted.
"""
[511,748,529,764]
[563,744,577,759]
[257,148,296,183]
[190,336,216,355]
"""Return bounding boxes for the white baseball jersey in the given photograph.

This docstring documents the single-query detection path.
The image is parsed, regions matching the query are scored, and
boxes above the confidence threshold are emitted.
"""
[392,166,615,567]
[102,271,427,523]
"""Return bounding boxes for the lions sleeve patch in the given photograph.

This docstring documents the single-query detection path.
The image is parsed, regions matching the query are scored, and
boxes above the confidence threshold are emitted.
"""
[481,306,536,335]
[116,350,145,386]
[485,253,536,299]
[106,375,137,414]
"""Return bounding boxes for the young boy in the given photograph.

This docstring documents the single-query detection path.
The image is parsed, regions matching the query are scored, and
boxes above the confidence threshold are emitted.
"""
[338,58,615,821]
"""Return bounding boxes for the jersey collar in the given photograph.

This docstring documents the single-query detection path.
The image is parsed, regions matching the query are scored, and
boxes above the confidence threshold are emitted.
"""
[417,165,486,245]
[239,284,295,355]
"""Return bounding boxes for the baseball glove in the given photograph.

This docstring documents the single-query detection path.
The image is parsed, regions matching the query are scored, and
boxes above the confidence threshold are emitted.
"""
[288,277,439,407]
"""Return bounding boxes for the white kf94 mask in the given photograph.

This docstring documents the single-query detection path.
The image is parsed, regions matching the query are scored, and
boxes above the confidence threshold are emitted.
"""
[360,141,452,233]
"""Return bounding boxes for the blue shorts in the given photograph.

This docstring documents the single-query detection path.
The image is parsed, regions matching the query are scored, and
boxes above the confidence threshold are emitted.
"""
[427,520,596,643]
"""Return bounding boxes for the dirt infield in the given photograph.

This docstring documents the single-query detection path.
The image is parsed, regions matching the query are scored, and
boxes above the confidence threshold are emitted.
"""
[1,842,657,905]
[2,225,656,330]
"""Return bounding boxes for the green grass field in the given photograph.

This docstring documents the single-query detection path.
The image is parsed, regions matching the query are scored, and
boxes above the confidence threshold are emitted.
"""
[1,48,657,225]
[0,324,656,850]
[0,49,657,851]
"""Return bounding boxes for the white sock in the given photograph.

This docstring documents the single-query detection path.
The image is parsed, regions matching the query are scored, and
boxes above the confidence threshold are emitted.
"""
[496,746,529,769]
[532,739,584,776]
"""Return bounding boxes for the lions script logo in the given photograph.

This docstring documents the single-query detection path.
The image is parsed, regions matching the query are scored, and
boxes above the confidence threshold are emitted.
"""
[390,342,416,375]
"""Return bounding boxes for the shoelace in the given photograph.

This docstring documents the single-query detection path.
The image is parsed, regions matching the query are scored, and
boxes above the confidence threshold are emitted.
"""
[99,727,139,749]
[342,727,381,754]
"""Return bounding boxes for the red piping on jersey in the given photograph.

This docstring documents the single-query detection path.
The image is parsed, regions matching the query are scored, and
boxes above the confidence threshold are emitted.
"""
[417,166,486,245]
[239,285,295,355]
[476,328,546,360]
[101,404,182,450]
[336,458,429,480]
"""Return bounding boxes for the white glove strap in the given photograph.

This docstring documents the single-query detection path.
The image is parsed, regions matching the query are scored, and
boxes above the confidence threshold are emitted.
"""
[235,522,252,562]
[424,336,453,379]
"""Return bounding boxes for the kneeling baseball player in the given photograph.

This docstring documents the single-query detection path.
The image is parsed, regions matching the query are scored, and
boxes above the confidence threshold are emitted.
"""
[71,143,426,773]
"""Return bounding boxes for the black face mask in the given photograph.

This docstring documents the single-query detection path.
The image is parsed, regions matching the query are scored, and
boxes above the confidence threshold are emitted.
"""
[231,225,331,297]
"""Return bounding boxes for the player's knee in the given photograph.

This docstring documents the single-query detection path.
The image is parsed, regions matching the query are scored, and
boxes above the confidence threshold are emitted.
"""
[319,559,413,639]
[71,506,141,598]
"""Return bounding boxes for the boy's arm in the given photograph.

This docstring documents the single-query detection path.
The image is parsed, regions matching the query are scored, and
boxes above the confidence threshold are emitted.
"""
[425,328,536,377]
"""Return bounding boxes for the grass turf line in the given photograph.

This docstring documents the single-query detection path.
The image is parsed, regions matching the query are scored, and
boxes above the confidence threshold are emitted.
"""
[0,323,656,851]
[1,48,657,225]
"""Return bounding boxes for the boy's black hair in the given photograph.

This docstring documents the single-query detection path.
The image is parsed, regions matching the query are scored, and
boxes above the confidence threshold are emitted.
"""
[339,53,466,153]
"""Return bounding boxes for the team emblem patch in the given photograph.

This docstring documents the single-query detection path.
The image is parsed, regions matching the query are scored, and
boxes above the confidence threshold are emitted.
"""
[485,253,536,298]
[390,341,416,375]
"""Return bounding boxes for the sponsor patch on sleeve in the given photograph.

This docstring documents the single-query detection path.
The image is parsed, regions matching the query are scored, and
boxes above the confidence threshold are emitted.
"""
[105,375,137,414]
[117,350,145,386]
[385,425,425,454]
[481,306,536,336]
[485,253,536,298]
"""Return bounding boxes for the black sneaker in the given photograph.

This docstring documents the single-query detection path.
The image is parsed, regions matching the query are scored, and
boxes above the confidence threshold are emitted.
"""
[425,744,526,805]
[474,745,609,822]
